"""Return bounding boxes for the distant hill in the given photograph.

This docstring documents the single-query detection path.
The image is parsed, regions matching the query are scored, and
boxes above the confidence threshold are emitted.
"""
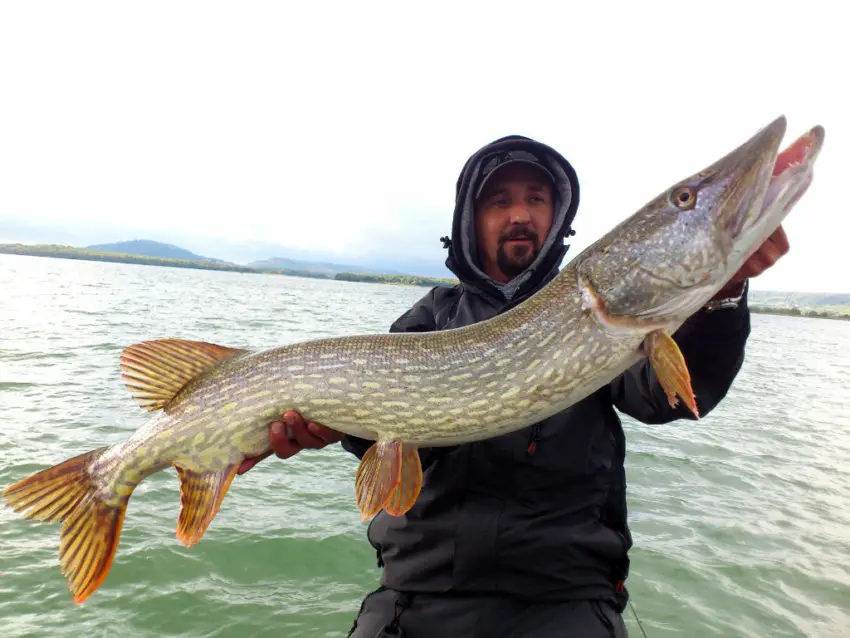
[0,242,257,274]
[2,239,848,313]
[748,290,850,308]
[748,289,850,320]
[248,256,406,276]
[85,239,227,264]
[0,242,432,284]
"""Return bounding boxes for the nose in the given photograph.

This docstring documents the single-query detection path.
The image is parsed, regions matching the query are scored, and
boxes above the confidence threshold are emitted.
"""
[507,203,532,225]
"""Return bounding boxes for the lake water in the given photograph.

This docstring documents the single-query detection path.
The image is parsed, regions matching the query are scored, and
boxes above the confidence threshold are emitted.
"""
[1,254,848,638]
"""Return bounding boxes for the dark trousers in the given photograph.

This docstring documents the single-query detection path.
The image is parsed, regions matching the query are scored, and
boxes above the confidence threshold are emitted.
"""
[347,587,629,638]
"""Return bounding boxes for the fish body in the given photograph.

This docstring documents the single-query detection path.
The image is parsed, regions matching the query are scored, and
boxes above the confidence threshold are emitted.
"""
[3,115,824,604]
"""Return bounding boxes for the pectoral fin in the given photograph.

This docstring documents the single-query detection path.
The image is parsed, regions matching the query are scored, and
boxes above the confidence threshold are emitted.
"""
[174,463,239,547]
[644,330,699,418]
[354,439,422,520]
[384,444,423,517]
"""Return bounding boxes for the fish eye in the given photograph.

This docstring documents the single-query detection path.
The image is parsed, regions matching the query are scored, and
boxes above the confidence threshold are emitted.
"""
[671,186,697,210]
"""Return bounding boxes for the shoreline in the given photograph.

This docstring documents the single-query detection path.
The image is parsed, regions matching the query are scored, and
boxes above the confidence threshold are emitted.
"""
[748,306,849,322]
[1,243,341,281]
[0,243,455,287]
[2,245,847,320]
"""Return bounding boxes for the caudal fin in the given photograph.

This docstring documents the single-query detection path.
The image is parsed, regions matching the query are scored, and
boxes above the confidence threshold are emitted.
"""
[2,447,134,604]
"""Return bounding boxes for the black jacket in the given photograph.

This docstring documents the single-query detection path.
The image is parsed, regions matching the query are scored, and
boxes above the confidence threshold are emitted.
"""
[341,135,751,609]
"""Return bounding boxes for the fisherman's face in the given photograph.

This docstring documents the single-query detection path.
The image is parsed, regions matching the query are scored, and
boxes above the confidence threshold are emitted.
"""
[474,164,554,283]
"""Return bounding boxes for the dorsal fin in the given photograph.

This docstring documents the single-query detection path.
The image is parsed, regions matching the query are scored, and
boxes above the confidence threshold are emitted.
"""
[120,339,248,412]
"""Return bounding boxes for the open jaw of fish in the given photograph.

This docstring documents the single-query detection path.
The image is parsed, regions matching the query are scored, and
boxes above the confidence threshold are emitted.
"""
[1,116,824,605]
[572,116,823,418]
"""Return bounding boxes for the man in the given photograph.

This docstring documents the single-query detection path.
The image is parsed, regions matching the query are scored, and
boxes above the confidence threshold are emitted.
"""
[238,135,789,637]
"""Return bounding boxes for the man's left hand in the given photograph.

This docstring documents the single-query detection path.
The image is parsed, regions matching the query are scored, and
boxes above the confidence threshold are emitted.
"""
[713,224,790,298]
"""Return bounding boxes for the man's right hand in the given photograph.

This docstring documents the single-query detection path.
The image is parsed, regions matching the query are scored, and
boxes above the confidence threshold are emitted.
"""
[236,410,345,475]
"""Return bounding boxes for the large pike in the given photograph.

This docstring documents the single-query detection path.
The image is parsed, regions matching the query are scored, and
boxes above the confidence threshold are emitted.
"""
[4,116,824,604]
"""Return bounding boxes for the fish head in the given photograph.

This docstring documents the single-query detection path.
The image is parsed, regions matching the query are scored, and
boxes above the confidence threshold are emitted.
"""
[576,115,824,332]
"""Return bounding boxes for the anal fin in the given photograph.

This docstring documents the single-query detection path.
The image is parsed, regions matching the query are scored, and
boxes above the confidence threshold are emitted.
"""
[354,440,422,520]
[174,464,239,547]
[644,330,700,418]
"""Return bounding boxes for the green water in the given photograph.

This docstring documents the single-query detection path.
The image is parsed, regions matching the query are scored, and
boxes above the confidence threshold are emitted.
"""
[1,254,848,637]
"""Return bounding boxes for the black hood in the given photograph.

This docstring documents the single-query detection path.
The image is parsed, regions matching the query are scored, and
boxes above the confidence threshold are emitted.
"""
[442,134,580,303]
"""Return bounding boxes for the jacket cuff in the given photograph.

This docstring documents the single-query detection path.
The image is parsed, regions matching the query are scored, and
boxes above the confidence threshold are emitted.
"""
[341,434,372,459]
[684,283,750,335]
[703,279,748,312]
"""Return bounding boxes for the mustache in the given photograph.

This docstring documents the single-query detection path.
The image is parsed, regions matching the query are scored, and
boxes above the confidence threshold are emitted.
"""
[500,226,539,244]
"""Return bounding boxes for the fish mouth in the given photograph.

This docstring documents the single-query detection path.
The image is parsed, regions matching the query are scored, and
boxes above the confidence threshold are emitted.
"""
[725,119,824,244]
[758,124,824,224]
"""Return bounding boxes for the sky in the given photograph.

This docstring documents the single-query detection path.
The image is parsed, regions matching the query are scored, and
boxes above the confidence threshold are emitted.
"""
[0,1,846,292]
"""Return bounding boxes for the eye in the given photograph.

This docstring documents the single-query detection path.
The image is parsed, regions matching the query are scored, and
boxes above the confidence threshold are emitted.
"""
[671,186,697,210]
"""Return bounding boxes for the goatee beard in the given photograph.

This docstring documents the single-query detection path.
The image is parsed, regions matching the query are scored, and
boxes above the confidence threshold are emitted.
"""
[497,244,537,277]
[496,227,539,277]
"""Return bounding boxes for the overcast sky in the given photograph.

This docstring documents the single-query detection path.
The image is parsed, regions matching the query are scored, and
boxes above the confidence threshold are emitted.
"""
[0,1,845,292]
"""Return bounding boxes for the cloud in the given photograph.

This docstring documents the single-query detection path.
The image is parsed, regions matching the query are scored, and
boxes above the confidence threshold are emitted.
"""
[0,1,845,292]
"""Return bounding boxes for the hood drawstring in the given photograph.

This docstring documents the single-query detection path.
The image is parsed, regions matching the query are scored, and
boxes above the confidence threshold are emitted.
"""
[527,424,541,455]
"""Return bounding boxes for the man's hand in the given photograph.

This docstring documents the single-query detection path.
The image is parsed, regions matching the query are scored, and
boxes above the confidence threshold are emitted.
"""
[237,410,345,475]
[713,224,790,298]
[733,224,790,280]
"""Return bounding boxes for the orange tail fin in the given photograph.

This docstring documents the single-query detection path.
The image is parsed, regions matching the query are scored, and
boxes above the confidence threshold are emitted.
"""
[2,447,134,604]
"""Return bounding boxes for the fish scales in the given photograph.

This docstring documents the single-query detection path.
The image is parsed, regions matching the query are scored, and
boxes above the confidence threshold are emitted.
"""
[93,275,633,499]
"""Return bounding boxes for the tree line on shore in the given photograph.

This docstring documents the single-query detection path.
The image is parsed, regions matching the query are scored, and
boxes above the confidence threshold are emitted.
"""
[3,244,847,319]
[0,243,456,287]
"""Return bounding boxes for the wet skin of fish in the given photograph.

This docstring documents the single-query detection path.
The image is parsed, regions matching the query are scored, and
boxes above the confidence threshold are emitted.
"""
[3,115,824,604]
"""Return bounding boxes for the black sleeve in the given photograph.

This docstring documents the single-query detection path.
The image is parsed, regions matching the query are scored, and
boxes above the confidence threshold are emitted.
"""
[387,288,441,334]
[609,291,751,424]
[340,287,446,462]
